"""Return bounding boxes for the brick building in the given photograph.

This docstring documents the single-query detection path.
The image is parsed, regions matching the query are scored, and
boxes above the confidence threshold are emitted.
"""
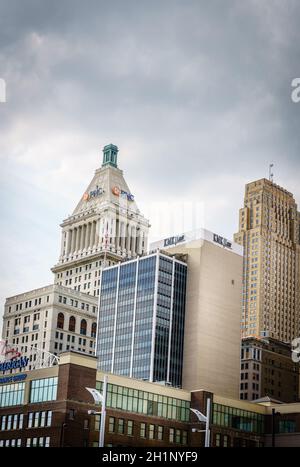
[1,351,300,447]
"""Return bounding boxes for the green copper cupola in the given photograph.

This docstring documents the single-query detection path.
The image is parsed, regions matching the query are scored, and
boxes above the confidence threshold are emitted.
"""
[102,144,119,168]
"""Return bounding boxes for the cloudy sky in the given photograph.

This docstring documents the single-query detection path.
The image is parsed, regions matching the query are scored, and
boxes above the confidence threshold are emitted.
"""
[0,0,300,324]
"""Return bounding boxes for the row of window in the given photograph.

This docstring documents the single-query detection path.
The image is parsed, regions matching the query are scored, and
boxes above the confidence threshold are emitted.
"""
[28,411,52,428]
[0,411,52,430]
[0,378,58,408]
[26,437,50,447]
[57,295,97,314]
[0,438,22,447]
[57,313,97,337]
[10,297,48,313]
[96,381,190,422]
[106,416,188,444]
[1,413,24,430]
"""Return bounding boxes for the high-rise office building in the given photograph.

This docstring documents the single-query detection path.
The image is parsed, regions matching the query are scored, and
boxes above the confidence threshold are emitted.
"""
[150,229,243,399]
[96,250,187,387]
[234,178,300,342]
[52,144,150,297]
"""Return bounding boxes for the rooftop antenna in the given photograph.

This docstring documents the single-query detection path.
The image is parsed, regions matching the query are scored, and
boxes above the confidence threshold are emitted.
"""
[269,163,274,182]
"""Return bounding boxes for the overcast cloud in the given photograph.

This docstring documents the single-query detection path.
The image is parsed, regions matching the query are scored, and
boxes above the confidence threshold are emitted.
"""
[0,0,300,325]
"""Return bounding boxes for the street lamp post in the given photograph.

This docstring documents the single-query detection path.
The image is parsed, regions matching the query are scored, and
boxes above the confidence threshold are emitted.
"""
[190,397,211,447]
[86,375,108,448]
[271,409,281,448]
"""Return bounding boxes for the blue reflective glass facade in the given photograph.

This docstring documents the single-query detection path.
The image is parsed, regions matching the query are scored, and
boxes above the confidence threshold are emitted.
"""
[97,252,187,387]
[0,382,25,407]
[29,377,58,403]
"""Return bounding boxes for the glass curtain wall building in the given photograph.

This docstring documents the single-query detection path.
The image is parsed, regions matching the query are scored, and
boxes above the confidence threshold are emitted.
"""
[96,251,187,387]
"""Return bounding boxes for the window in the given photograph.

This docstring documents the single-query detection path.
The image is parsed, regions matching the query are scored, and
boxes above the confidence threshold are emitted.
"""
[69,316,76,332]
[157,426,163,441]
[140,423,146,438]
[279,420,296,433]
[182,430,188,445]
[223,435,229,447]
[175,429,181,444]
[80,319,87,335]
[0,382,25,407]
[169,428,174,443]
[30,378,58,403]
[91,322,97,338]
[108,417,115,433]
[118,418,124,434]
[215,433,221,447]
[127,420,133,436]
[149,424,155,440]
[84,419,89,430]
[28,412,34,428]
[57,313,64,329]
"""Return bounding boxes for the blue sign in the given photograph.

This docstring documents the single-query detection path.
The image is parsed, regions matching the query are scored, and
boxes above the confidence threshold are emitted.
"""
[0,356,29,372]
[0,373,27,385]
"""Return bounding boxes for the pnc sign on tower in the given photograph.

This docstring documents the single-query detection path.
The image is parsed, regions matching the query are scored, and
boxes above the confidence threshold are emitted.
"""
[112,186,134,202]
[83,185,104,201]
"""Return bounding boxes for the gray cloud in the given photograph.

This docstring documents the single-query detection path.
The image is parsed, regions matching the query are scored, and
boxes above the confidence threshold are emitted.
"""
[0,0,300,326]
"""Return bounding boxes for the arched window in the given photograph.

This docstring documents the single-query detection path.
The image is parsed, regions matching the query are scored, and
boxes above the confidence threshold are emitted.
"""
[57,313,64,329]
[91,322,97,338]
[69,316,76,333]
[80,319,87,336]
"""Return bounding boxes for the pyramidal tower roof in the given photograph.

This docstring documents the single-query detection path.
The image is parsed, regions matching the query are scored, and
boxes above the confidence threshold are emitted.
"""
[72,144,140,216]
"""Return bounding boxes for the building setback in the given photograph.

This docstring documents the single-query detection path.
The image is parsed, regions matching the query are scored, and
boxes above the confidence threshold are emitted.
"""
[150,229,243,399]
[96,250,187,387]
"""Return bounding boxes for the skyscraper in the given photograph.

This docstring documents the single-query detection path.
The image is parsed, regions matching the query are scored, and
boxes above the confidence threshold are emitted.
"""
[96,250,187,387]
[234,178,300,343]
[52,144,150,297]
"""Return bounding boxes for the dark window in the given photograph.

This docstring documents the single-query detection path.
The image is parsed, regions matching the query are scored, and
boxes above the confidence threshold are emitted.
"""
[69,316,76,332]
[80,319,87,336]
[91,322,97,338]
[57,313,64,329]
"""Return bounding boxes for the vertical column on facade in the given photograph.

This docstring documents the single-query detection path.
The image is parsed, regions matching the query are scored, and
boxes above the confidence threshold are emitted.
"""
[135,228,140,255]
[124,223,129,253]
[149,252,160,382]
[111,214,116,252]
[81,224,86,251]
[66,229,72,256]
[59,231,65,258]
[91,221,96,249]
[96,218,102,250]
[131,225,136,257]
[115,218,120,253]
[129,256,139,377]
[71,228,76,254]
[76,226,81,252]
[86,223,91,250]
[120,221,126,254]
[166,260,175,384]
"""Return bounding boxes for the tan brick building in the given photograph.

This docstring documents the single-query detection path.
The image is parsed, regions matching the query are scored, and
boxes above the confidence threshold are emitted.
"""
[234,178,300,343]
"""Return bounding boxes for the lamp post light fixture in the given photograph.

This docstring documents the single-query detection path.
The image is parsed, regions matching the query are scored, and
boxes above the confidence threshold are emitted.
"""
[86,375,108,448]
[190,398,211,447]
